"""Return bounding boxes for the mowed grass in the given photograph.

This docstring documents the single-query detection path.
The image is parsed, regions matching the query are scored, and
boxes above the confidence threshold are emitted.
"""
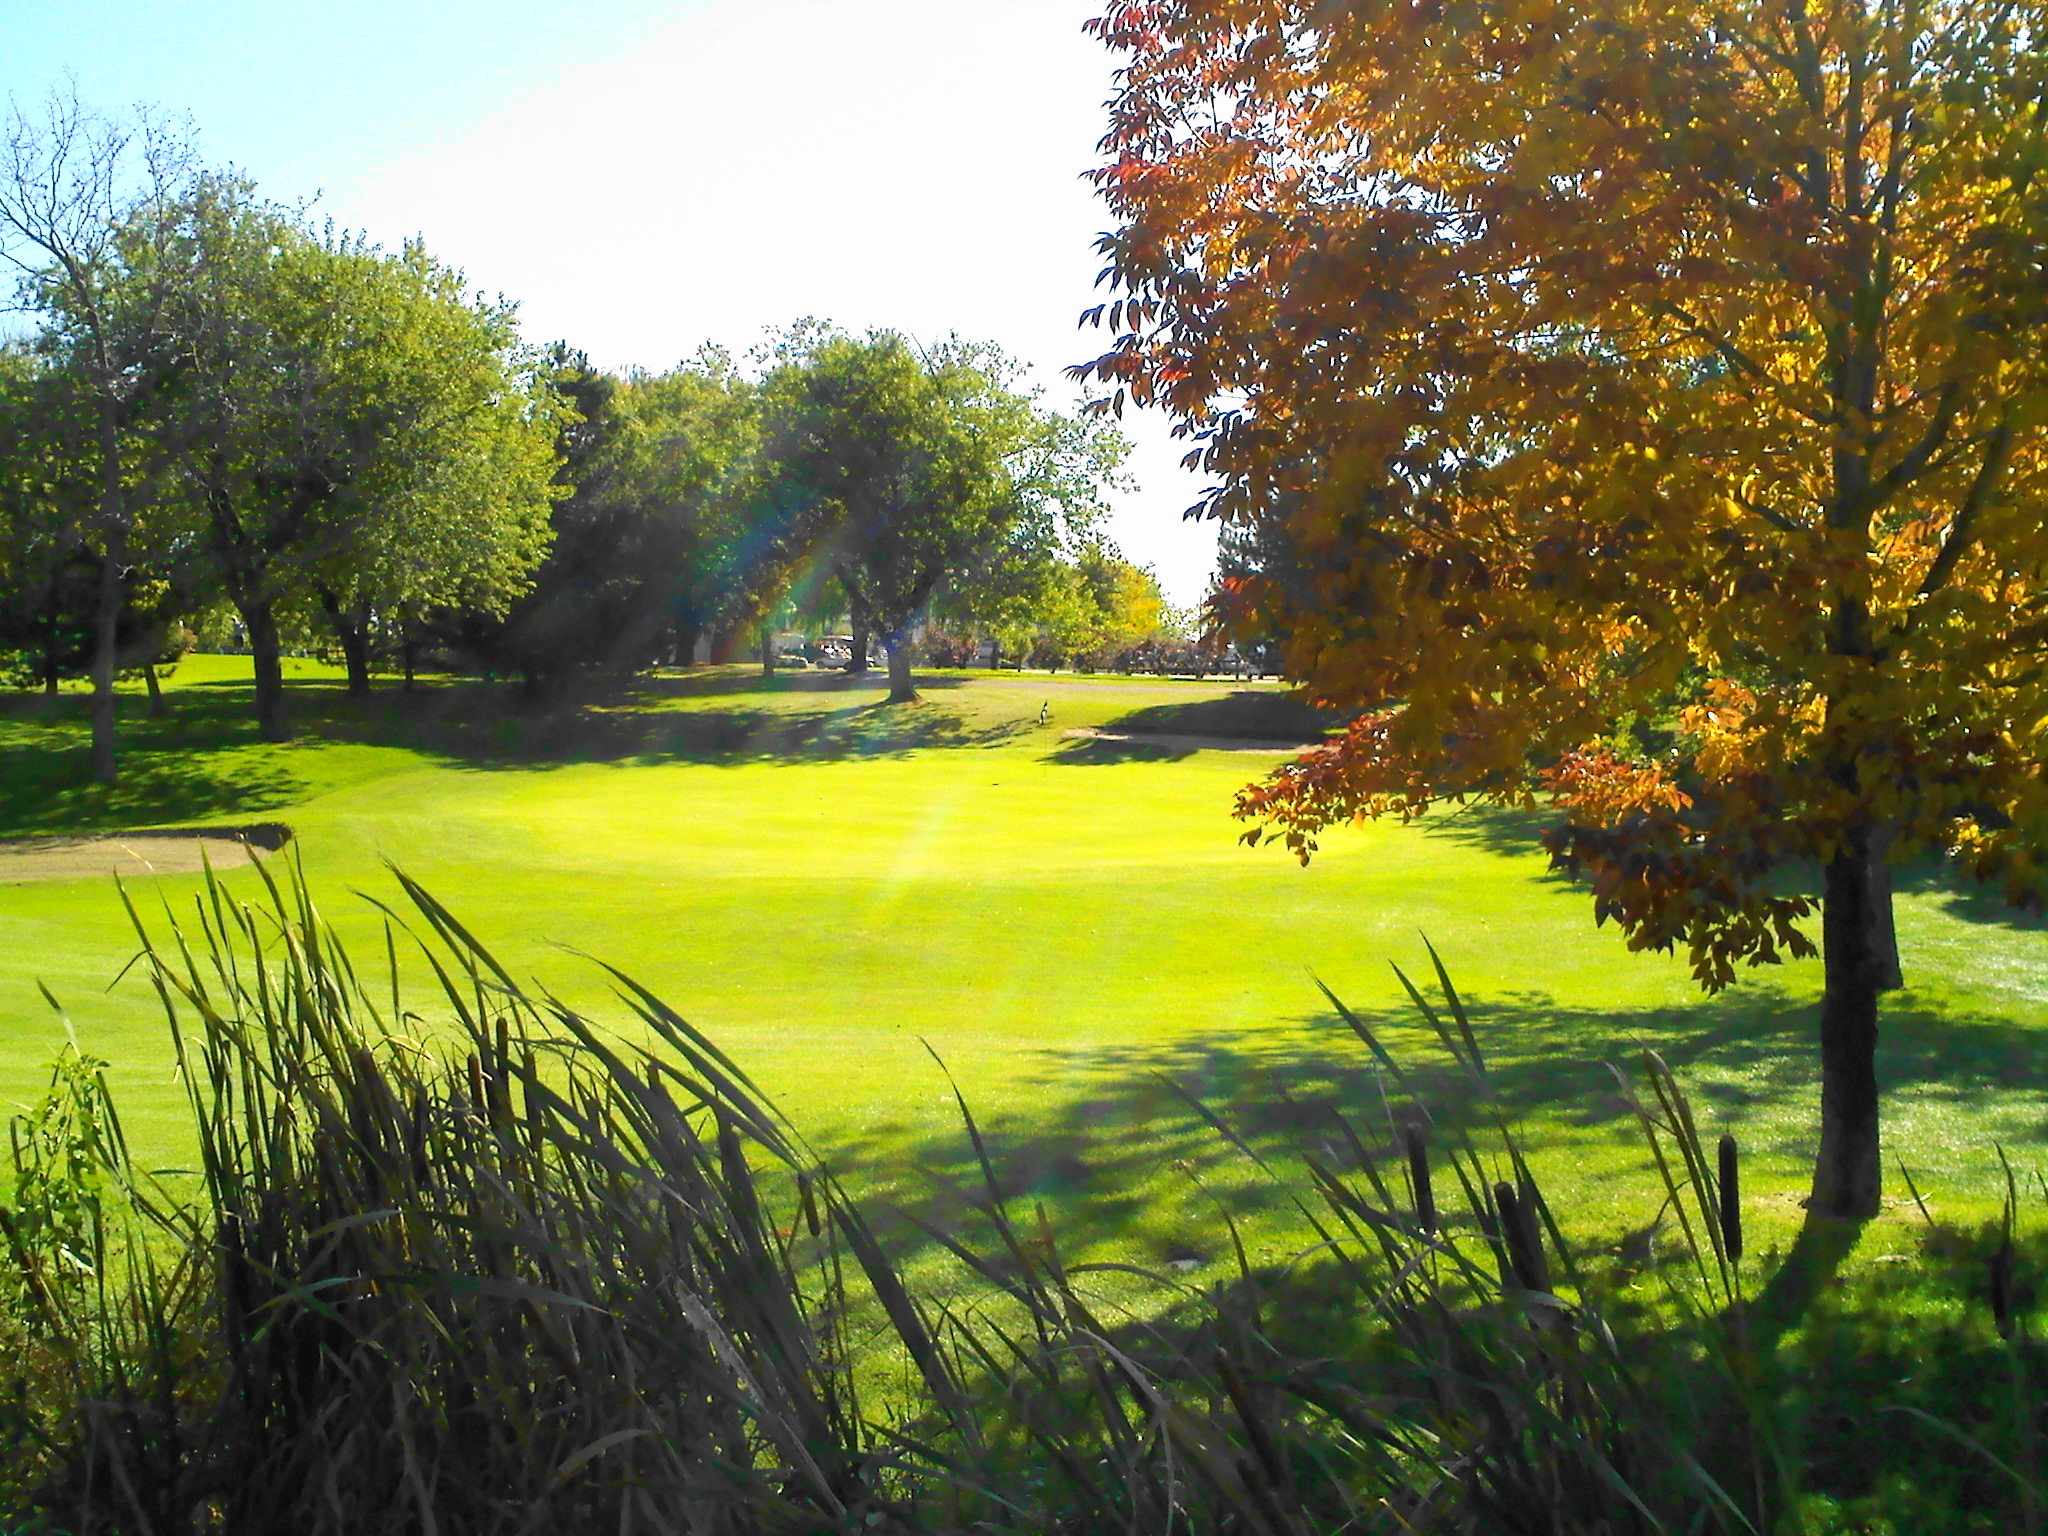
[3,654,2046,1273]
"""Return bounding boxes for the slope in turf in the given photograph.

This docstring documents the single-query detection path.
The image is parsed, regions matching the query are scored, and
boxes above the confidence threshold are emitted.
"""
[3,655,2046,1266]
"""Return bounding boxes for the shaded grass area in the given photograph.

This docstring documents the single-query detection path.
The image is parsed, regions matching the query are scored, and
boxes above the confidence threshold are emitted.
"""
[830,979,2048,1282]
[0,663,1028,836]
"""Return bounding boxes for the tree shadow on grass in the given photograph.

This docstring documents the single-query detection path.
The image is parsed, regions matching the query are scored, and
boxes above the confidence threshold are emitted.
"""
[1090,689,1339,741]
[1418,802,1557,862]
[1046,735,1197,765]
[1045,688,1337,765]
[0,691,303,837]
[796,975,2048,1517]
[617,668,973,702]
[820,982,2048,1290]
[301,680,1029,770]
[1894,849,2048,936]
[0,671,1031,836]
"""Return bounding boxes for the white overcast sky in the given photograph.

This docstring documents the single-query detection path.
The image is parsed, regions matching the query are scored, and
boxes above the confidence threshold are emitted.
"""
[1,0,1221,602]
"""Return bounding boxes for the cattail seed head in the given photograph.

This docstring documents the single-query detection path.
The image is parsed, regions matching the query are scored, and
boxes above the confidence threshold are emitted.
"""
[1403,1123,1436,1235]
[1991,1239,2017,1341]
[1717,1133,1743,1263]
[1494,1180,1551,1293]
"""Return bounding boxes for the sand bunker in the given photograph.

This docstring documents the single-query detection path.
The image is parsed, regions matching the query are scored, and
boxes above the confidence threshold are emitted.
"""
[1061,728,1320,754]
[0,824,292,883]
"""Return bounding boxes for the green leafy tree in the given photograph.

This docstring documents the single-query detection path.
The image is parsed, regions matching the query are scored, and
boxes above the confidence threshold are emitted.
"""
[765,329,1125,702]
[171,195,556,735]
[303,250,562,695]
[457,347,768,691]
[625,348,777,666]
[0,348,96,694]
[0,349,194,705]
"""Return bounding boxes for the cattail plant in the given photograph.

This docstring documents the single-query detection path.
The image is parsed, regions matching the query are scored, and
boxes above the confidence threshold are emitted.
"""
[1402,1122,1435,1235]
[1718,1133,1743,1264]
[1493,1180,1552,1294]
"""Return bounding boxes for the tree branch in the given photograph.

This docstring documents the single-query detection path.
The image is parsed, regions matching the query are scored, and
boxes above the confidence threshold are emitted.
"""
[1912,419,2013,604]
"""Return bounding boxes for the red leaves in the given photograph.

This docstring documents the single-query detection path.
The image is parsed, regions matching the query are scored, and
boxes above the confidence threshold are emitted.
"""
[1540,759,1819,992]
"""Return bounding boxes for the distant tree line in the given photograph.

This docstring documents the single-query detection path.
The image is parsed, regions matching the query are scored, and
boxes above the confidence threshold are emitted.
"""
[0,93,1174,779]
[459,325,1173,706]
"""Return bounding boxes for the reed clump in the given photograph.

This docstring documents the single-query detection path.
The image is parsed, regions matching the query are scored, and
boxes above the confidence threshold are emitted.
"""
[0,861,2033,1534]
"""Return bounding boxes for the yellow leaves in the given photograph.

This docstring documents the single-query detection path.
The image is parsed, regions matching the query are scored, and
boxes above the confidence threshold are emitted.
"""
[1093,0,2048,935]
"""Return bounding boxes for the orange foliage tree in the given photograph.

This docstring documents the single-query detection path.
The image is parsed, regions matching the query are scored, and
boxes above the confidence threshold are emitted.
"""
[1080,0,2048,1217]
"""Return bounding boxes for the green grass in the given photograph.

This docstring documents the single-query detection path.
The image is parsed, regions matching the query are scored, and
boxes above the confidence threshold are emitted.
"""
[2,654,2045,1275]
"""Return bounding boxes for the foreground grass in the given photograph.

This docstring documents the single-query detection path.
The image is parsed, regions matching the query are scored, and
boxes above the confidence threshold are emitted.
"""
[3,863,2038,1535]
[0,656,2044,1273]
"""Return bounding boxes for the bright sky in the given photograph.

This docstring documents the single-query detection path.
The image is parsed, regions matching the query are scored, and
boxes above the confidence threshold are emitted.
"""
[0,0,1221,603]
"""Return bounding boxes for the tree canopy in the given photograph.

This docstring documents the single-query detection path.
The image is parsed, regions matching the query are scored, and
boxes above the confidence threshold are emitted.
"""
[167,191,559,738]
[1082,0,2048,1216]
[762,328,1126,701]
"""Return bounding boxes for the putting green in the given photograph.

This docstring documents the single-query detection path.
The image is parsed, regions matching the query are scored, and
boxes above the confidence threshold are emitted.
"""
[1,656,2044,1264]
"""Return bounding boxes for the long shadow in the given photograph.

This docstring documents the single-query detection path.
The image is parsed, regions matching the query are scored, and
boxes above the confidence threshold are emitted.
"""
[301,681,1028,770]
[1894,850,2048,936]
[1747,1213,1864,1348]
[1094,689,1340,741]
[1423,807,2048,954]
[1418,802,1557,862]
[0,673,1033,837]
[820,981,2048,1279]
[1047,735,1199,765]
[621,669,972,702]
[801,977,2047,1520]
[0,690,304,836]
[1046,689,1338,766]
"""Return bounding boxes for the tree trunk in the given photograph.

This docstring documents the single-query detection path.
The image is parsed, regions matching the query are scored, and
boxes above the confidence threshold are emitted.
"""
[987,637,1001,670]
[89,511,126,783]
[760,623,774,677]
[402,633,418,691]
[242,598,292,742]
[1809,819,1891,1219]
[675,620,700,668]
[318,587,373,696]
[142,661,166,718]
[847,619,870,675]
[884,640,917,704]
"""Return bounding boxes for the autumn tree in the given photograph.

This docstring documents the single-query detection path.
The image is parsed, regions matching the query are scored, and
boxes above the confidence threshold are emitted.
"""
[1075,542,1171,665]
[1082,0,2048,1217]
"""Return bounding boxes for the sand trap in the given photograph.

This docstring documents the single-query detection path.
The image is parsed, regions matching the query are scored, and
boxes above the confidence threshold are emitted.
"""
[0,824,292,883]
[1061,727,1320,754]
